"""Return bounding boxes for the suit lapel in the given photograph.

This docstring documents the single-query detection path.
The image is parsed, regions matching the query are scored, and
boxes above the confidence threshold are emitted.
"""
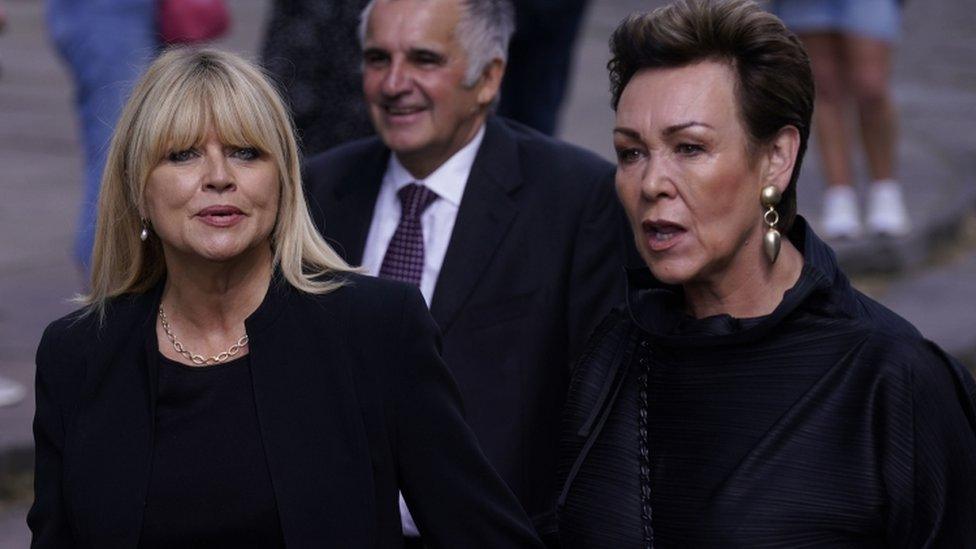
[324,143,389,265]
[430,118,522,333]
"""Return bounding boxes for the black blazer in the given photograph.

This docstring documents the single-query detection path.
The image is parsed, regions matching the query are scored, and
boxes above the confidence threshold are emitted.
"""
[304,117,628,532]
[28,273,543,548]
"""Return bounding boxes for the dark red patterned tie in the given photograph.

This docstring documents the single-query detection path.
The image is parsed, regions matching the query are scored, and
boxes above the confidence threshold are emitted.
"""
[379,183,439,287]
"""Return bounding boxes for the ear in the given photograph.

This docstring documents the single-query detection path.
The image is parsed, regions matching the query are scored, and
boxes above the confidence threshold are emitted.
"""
[761,125,800,194]
[475,58,505,108]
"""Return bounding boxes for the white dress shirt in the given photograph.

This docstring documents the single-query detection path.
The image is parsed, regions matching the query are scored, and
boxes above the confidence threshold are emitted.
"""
[361,126,485,306]
[360,126,485,536]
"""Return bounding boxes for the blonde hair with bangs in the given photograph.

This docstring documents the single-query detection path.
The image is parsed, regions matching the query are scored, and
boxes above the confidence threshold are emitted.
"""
[84,47,352,315]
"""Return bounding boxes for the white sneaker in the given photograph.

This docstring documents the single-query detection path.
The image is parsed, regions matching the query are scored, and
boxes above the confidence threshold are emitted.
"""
[0,376,25,408]
[821,185,863,239]
[867,180,910,237]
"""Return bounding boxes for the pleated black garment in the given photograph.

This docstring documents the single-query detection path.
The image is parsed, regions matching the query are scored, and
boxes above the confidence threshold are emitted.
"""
[557,217,976,548]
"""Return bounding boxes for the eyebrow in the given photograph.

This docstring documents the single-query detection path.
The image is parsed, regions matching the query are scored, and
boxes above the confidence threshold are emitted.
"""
[613,121,714,141]
[612,127,641,140]
[407,47,446,60]
[662,121,714,136]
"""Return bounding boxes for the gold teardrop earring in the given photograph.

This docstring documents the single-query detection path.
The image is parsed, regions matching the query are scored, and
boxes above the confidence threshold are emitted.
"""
[761,185,781,264]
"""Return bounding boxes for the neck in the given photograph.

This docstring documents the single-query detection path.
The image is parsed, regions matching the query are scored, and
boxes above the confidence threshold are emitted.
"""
[160,246,274,333]
[397,114,485,180]
[682,236,804,320]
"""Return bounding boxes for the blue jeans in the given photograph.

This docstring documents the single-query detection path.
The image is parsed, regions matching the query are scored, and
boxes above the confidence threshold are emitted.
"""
[46,0,158,271]
[770,0,901,43]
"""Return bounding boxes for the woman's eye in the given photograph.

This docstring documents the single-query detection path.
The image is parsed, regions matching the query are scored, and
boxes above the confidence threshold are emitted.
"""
[616,148,643,164]
[233,147,260,160]
[676,143,705,156]
[167,149,197,163]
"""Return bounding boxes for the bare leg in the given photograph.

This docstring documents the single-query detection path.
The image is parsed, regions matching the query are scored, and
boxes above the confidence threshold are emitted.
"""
[801,32,854,188]
[802,32,863,238]
[846,34,908,235]
[845,34,897,181]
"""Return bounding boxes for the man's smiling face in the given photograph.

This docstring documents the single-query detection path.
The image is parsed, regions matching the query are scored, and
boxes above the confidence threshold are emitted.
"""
[362,0,495,176]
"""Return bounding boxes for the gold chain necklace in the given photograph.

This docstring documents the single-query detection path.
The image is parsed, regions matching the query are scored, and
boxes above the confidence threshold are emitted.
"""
[158,306,249,366]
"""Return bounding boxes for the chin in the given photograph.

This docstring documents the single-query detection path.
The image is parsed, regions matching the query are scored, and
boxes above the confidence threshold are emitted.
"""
[192,239,252,263]
[196,250,246,264]
[383,132,428,156]
[645,257,699,287]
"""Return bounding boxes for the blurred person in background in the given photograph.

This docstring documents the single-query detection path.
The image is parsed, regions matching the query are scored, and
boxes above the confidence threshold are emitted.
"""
[497,0,589,135]
[771,0,909,239]
[46,0,160,273]
[261,0,374,156]
[28,47,542,548]
[0,2,4,78]
[0,375,25,408]
[558,1,976,546]
[0,0,23,408]
[305,0,627,544]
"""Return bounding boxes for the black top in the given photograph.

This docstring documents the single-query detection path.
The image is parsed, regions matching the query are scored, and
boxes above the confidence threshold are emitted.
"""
[558,218,976,548]
[138,353,284,548]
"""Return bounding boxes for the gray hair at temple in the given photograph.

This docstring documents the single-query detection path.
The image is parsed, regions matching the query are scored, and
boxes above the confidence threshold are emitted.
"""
[358,0,515,86]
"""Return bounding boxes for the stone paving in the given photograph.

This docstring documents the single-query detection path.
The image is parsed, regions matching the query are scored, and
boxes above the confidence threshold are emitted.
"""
[1,0,975,545]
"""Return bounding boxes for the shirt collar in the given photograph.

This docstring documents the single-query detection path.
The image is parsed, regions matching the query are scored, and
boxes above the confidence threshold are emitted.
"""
[385,125,486,207]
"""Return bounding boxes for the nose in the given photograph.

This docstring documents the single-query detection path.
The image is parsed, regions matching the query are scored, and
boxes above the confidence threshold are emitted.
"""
[640,155,676,202]
[381,57,410,98]
[202,154,235,193]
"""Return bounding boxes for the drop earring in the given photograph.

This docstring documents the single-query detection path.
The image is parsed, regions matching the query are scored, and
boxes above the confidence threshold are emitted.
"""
[140,219,149,242]
[761,185,781,264]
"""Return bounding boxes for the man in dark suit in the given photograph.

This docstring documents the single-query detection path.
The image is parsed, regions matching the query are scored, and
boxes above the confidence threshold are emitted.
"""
[304,0,626,541]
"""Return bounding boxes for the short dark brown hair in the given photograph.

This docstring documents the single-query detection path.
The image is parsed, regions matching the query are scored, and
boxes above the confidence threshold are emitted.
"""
[608,0,813,231]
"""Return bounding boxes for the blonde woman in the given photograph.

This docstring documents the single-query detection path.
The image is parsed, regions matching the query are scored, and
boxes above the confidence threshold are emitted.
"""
[28,48,541,548]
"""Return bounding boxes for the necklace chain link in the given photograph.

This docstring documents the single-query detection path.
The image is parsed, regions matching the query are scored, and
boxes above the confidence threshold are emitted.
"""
[158,306,249,366]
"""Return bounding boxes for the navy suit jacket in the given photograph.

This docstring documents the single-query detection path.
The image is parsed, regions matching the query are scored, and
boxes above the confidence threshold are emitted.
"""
[304,117,629,535]
[29,274,542,548]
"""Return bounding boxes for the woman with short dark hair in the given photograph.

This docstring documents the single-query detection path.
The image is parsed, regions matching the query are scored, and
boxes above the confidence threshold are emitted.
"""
[557,1,976,546]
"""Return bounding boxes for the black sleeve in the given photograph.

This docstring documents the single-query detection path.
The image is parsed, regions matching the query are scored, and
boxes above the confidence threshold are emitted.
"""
[886,341,976,547]
[565,166,629,363]
[27,323,77,547]
[391,287,543,549]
